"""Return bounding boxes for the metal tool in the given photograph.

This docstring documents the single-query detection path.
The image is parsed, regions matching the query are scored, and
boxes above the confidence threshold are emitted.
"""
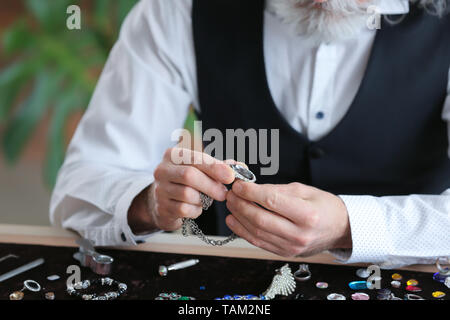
[158,259,200,276]
[73,238,114,275]
[0,254,19,263]
[0,258,45,283]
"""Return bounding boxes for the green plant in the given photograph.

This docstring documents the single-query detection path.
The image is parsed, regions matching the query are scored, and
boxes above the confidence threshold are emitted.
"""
[0,0,139,187]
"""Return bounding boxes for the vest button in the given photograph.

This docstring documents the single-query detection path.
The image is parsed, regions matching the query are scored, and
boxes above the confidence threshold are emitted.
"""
[309,146,325,159]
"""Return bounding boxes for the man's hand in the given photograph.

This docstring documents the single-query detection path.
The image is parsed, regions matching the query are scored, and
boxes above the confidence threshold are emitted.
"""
[128,148,235,234]
[225,181,352,257]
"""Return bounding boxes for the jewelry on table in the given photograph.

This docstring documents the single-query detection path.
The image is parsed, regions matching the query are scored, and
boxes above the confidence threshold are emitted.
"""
[349,281,368,290]
[9,280,41,300]
[47,275,60,281]
[356,268,370,278]
[73,238,114,275]
[155,292,196,300]
[215,294,266,300]
[182,164,257,246]
[158,259,200,276]
[0,254,19,263]
[351,292,370,300]
[327,293,346,300]
[436,257,450,275]
[405,293,425,300]
[293,264,311,282]
[445,276,450,288]
[67,277,127,300]
[45,292,56,300]
[0,258,45,283]
[262,264,296,300]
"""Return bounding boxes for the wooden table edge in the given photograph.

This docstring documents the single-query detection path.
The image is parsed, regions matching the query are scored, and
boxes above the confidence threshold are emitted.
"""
[0,224,437,273]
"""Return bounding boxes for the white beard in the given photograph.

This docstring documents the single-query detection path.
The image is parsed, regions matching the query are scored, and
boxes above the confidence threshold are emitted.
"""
[267,0,374,45]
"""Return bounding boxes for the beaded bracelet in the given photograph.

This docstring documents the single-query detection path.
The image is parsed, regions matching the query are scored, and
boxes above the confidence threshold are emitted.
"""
[66,277,127,300]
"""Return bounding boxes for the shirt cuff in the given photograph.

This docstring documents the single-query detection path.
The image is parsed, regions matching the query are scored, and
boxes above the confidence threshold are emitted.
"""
[329,195,390,265]
[112,175,160,246]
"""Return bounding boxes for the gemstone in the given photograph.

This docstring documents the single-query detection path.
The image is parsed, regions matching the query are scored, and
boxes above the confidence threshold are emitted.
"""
[46,275,60,281]
[327,293,346,300]
[377,294,391,300]
[349,281,368,290]
[406,285,422,292]
[9,291,24,300]
[406,279,418,286]
[433,272,448,283]
[378,288,391,295]
[391,273,403,281]
[45,292,55,300]
[351,292,370,300]
[356,268,370,278]
[316,282,328,289]
[391,281,401,288]
[432,291,446,298]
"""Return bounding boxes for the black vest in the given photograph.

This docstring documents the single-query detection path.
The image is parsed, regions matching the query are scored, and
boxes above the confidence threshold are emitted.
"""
[192,0,450,235]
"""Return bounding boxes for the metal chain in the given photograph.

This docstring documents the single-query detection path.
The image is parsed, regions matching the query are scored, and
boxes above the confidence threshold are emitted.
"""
[182,218,238,246]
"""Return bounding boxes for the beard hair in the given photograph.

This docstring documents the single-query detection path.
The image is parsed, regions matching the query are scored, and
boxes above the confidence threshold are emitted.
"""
[267,0,374,44]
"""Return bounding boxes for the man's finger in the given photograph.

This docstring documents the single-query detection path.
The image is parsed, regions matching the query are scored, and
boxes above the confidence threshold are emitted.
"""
[167,148,235,184]
[166,164,229,201]
[231,181,315,225]
[225,215,289,257]
[226,191,301,243]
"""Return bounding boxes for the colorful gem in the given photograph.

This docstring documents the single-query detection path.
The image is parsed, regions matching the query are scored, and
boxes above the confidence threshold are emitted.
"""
[378,288,391,295]
[9,291,24,300]
[433,272,448,283]
[327,293,346,300]
[391,273,402,281]
[45,292,55,300]
[432,291,446,298]
[316,282,328,289]
[406,279,418,286]
[391,280,401,288]
[349,281,368,290]
[356,268,370,278]
[351,292,370,300]
[406,285,422,292]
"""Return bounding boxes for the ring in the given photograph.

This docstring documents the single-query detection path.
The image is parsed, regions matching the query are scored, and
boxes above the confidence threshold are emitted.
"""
[436,257,450,275]
[293,264,311,282]
[199,193,213,211]
[23,280,41,292]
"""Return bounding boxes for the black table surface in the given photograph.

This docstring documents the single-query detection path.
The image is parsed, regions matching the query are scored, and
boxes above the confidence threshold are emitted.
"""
[0,243,448,300]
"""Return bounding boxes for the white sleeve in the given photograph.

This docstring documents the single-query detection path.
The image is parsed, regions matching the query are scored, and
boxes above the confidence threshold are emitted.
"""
[330,68,450,269]
[50,0,195,246]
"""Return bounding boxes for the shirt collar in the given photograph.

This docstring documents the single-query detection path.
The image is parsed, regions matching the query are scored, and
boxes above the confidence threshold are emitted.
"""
[375,0,410,15]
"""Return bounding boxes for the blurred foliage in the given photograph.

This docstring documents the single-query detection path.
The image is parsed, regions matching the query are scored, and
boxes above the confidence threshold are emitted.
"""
[0,0,139,187]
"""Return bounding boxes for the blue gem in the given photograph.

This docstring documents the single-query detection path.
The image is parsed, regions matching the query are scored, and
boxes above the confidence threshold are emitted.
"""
[349,281,368,290]
[200,286,205,290]
[223,295,232,300]
[433,272,449,283]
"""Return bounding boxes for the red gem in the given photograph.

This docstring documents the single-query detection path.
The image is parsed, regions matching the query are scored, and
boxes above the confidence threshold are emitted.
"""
[406,285,422,292]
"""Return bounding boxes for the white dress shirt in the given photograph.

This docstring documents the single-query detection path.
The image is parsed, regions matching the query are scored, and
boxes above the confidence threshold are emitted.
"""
[50,0,450,268]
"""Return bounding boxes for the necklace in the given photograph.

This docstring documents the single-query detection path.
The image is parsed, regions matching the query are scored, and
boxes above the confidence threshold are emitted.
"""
[182,164,256,246]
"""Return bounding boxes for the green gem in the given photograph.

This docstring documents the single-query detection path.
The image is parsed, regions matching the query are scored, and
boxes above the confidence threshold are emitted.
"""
[179,297,190,300]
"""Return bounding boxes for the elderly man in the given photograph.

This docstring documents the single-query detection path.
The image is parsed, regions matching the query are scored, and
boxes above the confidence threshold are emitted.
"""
[51,0,450,268]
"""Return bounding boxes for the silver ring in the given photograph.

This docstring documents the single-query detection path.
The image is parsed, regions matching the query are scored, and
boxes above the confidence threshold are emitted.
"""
[199,193,213,211]
[230,164,256,183]
[436,257,450,275]
[293,264,311,282]
[405,294,425,300]
[23,280,41,292]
